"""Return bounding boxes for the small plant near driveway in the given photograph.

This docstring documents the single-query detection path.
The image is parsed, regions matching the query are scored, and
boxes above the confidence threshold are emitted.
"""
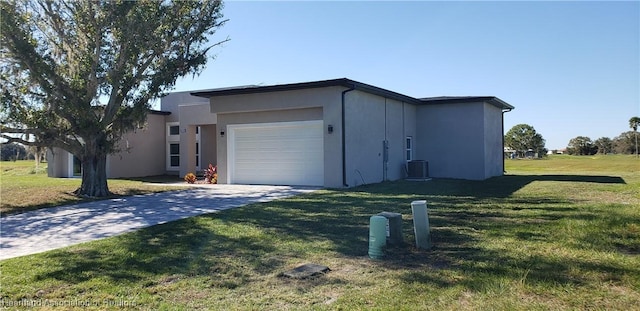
[204,164,217,184]
[184,173,196,184]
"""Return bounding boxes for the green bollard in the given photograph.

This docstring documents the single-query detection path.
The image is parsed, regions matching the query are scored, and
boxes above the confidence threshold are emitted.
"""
[368,215,387,259]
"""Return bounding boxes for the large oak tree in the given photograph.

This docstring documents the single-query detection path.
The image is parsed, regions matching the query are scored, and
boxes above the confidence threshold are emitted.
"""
[504,124,546,158]
[567,136,597,155]
[1,0,227,197]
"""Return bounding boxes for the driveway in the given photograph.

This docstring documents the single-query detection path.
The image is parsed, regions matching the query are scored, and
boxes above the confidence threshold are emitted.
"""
[0,184,317,260]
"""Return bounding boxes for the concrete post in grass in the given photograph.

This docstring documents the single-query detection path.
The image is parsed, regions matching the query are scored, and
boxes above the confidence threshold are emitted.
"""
[376,212,403,245]
[411,200,432,250]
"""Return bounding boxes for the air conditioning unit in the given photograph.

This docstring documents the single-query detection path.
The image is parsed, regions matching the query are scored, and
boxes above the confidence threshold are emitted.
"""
[407,160,429,179]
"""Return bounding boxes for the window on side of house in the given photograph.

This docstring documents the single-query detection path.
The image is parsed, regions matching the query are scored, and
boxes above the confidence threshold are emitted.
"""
[167,122,180,169]
[406,136,413,161]
[169,143,180,167]
[169,125,180,136]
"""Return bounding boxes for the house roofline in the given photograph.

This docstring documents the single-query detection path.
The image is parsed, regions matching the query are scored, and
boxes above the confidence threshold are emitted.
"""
[419,96,515,110]
[189,78,514,110]
[190,78,423,105]
[150,110,171,115]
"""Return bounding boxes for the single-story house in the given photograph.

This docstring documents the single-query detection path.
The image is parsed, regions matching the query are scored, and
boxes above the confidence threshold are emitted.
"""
[48,78,514,187]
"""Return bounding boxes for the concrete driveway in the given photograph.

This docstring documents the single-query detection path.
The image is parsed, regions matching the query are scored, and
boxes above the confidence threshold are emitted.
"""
[0,184,317,260]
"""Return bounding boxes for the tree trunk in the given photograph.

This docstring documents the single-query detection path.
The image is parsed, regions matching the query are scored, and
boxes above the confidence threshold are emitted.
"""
[635,131,638,158]
[34,146,41,169]
[75,152,111,197]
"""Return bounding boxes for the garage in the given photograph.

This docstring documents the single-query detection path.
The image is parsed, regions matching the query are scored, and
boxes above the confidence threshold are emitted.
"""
[228,121,324,186]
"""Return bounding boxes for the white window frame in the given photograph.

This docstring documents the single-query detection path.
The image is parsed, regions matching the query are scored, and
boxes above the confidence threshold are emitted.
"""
[166,122,180,170]
[168,143,180,169]
[167,122,180,138]
[195,126,201,171]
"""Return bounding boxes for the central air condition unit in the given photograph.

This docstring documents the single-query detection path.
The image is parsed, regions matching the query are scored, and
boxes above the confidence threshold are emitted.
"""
[407,160,429,179]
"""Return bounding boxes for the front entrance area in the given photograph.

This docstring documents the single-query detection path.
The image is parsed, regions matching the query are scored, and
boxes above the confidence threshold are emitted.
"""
[227,120,324,186]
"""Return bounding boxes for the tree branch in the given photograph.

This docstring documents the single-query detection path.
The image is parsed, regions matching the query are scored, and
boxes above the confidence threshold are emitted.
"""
[1,134,36,146]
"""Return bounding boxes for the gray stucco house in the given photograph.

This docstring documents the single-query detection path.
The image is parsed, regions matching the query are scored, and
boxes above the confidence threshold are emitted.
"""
[48,78,514,187]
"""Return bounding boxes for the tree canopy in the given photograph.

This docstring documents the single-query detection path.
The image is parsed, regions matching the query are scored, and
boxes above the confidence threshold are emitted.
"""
[613,131,637,155]
[1,0,227,197]
[504,124,546,158]
[567,136,597,155]
[594,137,613,155]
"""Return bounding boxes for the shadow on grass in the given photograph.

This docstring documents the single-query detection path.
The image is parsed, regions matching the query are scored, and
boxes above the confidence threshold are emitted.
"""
[117,175,182,183]
[1,176,180,216]
[0,190,160,217]
[409,174,626,199]
[0,195,83,216]
[36,216,278,287]
[32,174,637,295]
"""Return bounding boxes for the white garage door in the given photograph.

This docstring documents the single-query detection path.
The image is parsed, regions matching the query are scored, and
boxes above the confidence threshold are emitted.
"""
[228,121,324,186]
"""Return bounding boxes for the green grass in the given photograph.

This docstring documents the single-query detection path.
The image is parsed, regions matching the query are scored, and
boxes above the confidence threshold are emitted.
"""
[1,155,639,310]
[0,161,182,215]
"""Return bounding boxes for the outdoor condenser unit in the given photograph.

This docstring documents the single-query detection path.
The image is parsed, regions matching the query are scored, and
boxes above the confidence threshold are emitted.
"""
[407,160,429,179]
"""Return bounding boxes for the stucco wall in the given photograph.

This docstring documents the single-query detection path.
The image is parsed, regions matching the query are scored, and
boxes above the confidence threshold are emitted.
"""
[179,103,218,126]
[200,124,217,170]
[107,113,167,178]
[343,91,410,186]
[403,103,417,173]
[160,91,213,176]
[416,102,486,180]
[47,147,71,177]
[483,103,505,178]
[176,104,217,176]
[47,113,168,178]
[210,87,342,114]
[209,86,344,187]
[344,91,386,186]
[210,87,415,188]
[385,99,409,181]
[160,91,210,122]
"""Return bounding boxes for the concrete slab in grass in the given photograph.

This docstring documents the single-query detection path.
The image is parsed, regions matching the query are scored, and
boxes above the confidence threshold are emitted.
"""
[281,263,330,279]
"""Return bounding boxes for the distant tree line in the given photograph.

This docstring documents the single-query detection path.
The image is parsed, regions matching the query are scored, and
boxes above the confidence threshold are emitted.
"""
[0,143,46,162]
[505,117,640,158]
[566,117,640,156]
[567,132,637,155]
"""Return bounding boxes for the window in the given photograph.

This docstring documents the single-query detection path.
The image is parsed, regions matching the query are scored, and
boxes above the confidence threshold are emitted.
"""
[169,143,180,167]
[195,126,201,170]
[195,142,200,170]
[406,136,413,161]
[167,122,180,169]
[70,155,82,177]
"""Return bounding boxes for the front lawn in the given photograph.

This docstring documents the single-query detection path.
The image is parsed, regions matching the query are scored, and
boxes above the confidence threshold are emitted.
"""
[1,155,638,310]
[0,161,181,215]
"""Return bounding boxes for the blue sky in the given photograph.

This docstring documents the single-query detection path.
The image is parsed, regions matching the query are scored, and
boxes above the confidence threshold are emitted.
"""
[172,1,640,150]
